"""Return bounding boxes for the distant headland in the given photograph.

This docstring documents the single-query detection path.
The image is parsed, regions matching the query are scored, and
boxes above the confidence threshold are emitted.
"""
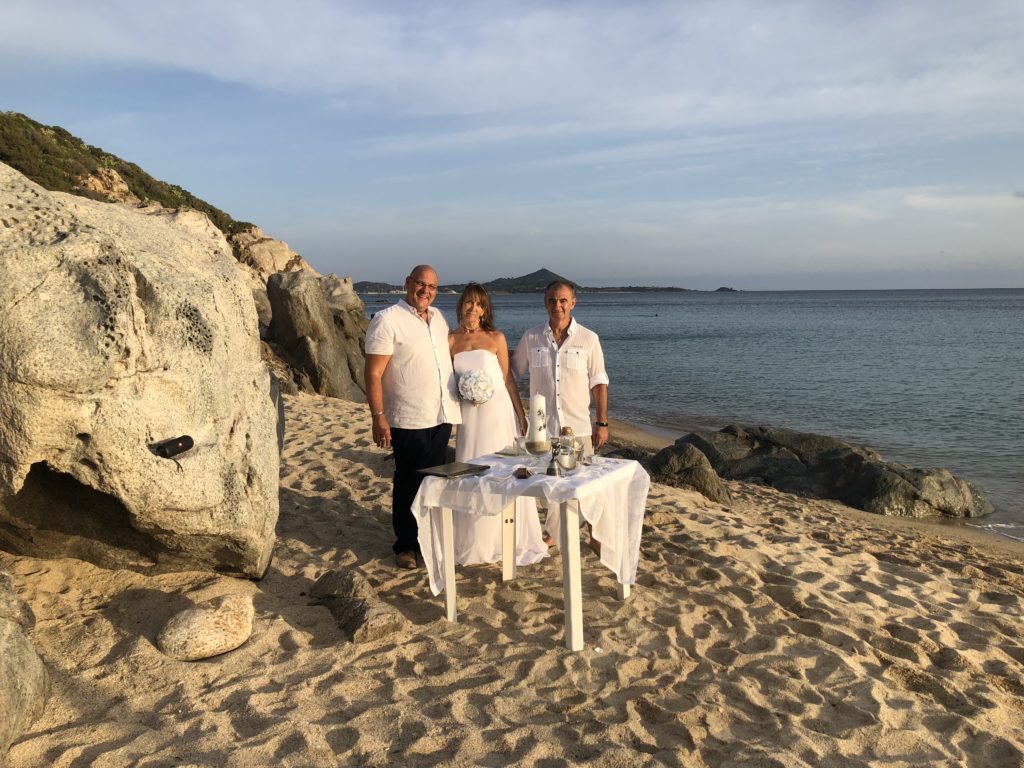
[355,267,701,294]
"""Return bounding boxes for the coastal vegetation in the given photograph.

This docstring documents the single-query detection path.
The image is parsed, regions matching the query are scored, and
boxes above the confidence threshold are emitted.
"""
[0,111,253,236]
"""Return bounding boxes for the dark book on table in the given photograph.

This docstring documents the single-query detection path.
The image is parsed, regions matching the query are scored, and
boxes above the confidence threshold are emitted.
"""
[417,462,490,478]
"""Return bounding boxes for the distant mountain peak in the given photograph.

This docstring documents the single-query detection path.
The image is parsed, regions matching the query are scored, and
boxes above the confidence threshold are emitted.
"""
[513,267,568,283]
[355,268,690,294]
[482,267,570,292]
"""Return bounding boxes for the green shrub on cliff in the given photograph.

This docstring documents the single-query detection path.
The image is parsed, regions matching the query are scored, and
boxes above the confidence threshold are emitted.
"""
[0,111,253,235]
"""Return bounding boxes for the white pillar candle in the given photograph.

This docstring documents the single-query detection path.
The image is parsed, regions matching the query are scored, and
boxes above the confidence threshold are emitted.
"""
[526,393,549,452]
[530,393,545,422]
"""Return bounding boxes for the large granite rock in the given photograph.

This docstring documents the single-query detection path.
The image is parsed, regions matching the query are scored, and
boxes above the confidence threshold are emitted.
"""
[0,162,279,577]
[677,424,992,519]
[321,274,369,401]
[0,569,47,762]
[647,442,732,504]
[266,271,367,402]
[216,211,368,405]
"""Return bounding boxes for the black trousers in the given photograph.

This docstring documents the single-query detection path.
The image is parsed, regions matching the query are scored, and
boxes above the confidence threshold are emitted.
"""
[390,423,452,554]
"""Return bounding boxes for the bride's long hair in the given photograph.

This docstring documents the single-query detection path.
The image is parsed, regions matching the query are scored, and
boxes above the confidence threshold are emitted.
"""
[457,282,497,332]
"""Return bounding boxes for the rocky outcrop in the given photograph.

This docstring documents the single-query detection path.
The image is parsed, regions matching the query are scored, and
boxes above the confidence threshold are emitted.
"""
[0,162,279,577]
[676,425,992,519]
[229,226,317,289]
[224,230,368,404]
[77,167,139,205]
[648,442,732,505]
[310,569,409,643]
[320,275,369,400]
[266,271,367,402]
[0,569,47,762]
[157,594,255,661]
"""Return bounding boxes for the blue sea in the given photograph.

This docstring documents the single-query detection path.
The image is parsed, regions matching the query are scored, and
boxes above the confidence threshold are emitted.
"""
[369,289,1023,542]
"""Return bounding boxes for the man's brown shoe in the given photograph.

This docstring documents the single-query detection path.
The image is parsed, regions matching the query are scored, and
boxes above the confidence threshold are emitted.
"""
[395,551,418,570]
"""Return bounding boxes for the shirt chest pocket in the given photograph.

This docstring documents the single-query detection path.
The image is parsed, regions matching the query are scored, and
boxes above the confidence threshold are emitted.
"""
[529,347,550,368]
[565,348,587,371]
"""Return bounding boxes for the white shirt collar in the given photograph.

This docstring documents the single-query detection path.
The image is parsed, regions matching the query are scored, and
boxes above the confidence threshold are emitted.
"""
[544,316,576,342]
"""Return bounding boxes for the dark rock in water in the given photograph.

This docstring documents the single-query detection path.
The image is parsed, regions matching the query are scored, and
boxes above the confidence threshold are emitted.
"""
[0,569,48,759]
[647,443,732,504]
[266,271,368,402]
[310,569,409,643]
[677,424,992,519]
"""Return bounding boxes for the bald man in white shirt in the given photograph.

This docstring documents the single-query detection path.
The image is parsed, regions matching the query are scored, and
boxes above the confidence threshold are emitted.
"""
[365,265,462,569]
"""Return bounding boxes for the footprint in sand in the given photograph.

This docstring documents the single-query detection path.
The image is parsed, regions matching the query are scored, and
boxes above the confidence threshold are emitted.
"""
[980,589,1019,606]
[881,620,922,644]
[278,630,306,652]
[325,727,359,754]
[735,633,779,655]
[929,645,971,670]
[805,699,878,737]
[884,663,979,716]
[996,643,1024,664]
[869,632,928,664]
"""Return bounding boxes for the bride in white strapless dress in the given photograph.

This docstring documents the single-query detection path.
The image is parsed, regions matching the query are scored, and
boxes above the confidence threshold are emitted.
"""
[449,286,549,566]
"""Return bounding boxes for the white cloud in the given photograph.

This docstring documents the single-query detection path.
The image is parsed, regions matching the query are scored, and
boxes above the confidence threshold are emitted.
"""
[5,0,1023,133]
[4,1,1021,288]
[905,192,1024,212]
[267,183,1023,284]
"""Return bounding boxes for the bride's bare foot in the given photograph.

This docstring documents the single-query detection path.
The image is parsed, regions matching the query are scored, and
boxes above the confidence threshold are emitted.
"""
[543,531,555,547]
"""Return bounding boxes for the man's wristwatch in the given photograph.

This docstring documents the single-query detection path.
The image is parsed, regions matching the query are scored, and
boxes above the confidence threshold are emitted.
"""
[594,421,609,428]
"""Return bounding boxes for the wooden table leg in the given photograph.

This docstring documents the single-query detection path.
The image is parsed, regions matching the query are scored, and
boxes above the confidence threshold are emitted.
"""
[501,500,517,582]
[441,507,457,621]
[558,500,584,651]
[618,582,630,600]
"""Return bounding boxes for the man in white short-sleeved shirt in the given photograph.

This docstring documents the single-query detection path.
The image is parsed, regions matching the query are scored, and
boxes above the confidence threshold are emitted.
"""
[512,280,610,453]
[364,265,461,569]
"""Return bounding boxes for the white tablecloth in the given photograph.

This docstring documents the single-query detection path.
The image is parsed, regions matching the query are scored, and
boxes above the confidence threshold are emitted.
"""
[412,454,650,595]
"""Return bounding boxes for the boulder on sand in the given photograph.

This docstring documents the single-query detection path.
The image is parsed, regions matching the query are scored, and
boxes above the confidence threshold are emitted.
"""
[0,162,279,577]
[647,442,732,505]
[157,593,255,661]
[310,569,409,643]
[0,569,47,762]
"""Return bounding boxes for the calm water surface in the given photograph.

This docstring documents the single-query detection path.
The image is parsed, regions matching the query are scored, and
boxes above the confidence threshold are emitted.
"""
[369,289,1023,541]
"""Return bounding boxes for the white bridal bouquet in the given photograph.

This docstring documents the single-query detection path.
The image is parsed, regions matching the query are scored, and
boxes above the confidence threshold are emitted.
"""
[458,369,494,405]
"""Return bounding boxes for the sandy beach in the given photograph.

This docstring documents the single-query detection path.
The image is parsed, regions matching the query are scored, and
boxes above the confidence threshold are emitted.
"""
[4,392,1024,767]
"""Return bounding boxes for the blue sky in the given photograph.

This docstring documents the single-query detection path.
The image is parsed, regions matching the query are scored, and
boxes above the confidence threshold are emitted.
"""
[2,1,1022,289]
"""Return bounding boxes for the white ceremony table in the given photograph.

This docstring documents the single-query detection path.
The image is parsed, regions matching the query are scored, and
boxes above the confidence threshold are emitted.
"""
[411,454,650,651]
